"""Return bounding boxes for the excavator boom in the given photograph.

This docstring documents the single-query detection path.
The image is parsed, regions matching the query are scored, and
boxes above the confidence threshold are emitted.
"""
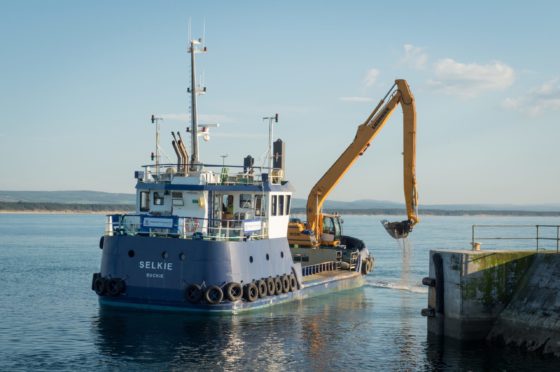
[305,79,418,240]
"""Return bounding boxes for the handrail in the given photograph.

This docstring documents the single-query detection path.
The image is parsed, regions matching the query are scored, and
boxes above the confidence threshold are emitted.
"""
[105,213,268,241]
[301,261,341,277]
[471,224,560,252]
[138,163,276,185]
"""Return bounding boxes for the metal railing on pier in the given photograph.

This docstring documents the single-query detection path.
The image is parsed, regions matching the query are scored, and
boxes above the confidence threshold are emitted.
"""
[471,224,560,252]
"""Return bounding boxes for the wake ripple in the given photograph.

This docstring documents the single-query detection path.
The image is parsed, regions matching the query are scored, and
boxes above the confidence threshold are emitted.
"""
[366,280,428,294]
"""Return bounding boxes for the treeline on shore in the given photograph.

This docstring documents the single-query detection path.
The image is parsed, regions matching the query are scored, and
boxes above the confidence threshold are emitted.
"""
[0,201,134,213]
[0,202,558,216]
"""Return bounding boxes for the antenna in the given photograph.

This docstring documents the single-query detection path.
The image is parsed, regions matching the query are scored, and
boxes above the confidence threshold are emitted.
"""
[220,154,228,167]
[188,33,208,172]
[151,114,164,177]
[188,18,192,45]
[203,18,206,45]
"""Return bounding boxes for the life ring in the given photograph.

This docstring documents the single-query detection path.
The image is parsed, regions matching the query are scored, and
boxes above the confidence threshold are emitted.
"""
[289,274,298,291]
[185,218,199,233]
[281,275,290,293]
[204,285,224,305]
[225,282,242,302]
[244,283,258,302]
[266,277,275,295]
[274,277,283,295]
[185,284,203,303]
[257,279,268,298]
[94,277,106,296]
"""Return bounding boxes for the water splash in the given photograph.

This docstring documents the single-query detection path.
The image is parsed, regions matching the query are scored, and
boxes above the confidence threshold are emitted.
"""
[366,280,428,294]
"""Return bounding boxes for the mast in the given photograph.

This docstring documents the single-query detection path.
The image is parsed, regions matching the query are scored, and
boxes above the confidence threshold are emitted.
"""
[188,38,207,171]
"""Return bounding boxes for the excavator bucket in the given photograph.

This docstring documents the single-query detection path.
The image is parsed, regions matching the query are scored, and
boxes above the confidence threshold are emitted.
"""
[381,219,413,240]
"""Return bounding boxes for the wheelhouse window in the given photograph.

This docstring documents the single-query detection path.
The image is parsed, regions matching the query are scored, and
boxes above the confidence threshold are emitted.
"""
[172,192,184,206]
[140,191,150,212]
[255,195,263,216]
[240,194,252,208]
[223,195,234,216]
[286,195,291,214]
[271,195,278,216]
[279,195,285,216]
[154,192,164,206]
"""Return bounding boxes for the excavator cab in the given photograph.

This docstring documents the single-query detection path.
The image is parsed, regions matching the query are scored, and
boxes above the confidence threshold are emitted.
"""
[381,219,414,239]
[321,214,342,243]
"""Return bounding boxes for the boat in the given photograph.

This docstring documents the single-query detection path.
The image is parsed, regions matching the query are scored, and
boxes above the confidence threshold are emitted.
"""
[91,38,374,313]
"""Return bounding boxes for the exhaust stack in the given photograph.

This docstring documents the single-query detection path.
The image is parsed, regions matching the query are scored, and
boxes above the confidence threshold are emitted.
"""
[171,132,184,173]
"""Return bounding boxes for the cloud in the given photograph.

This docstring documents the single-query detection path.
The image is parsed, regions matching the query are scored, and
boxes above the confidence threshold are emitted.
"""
[400,44,428,69]
[364,68,380,87]
[502,78,560,115]
[429,58,515,97]
[339,96,374,103]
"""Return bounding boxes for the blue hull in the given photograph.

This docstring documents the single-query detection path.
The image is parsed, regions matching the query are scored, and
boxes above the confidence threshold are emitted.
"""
[94,233,371,314]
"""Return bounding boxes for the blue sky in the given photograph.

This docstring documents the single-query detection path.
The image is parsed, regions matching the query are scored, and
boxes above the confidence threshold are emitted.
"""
[1,1,559,205]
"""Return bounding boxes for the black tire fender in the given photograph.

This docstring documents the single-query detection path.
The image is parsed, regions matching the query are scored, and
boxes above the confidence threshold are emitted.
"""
[185,284,203,303]
[244,283,259,302]
[289,274,297,291]
[94,276,106,296]
[274,277,283,295]
[281,274,290,293]
[257,279,268,298]
[266,277,275,295]
[107,278,125,296]
[225,282,243,302]
[204,285,224,305]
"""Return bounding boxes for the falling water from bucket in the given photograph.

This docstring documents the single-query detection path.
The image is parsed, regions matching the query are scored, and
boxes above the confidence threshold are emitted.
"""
[398,238,412,287]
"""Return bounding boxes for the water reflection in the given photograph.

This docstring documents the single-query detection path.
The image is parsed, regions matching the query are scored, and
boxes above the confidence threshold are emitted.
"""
[89,281,560,370]
[91,290,370,370]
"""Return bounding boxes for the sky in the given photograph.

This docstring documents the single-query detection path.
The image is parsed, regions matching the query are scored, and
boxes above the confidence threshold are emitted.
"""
[1,0,559,205]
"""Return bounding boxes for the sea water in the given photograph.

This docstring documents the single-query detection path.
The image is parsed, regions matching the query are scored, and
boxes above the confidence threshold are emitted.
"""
[1,214,560,371]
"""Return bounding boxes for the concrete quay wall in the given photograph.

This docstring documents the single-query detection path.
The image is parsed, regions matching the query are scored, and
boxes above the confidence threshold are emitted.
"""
[424,250,560,356]
[487,253,560,356]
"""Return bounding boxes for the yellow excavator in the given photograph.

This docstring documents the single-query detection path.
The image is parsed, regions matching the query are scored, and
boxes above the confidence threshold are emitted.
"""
[288,79,419,247]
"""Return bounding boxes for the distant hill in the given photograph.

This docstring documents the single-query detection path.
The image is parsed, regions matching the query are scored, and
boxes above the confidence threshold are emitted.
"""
[0,190,135,204]
[0,191,558,213]
[291,198,402,209]
[292,198,560,212]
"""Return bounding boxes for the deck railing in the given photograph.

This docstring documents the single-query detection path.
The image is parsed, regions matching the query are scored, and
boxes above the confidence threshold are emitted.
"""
[471,224,560,252]
[137,163,284,186]
[105,214,268,241]
[301,261,341,277]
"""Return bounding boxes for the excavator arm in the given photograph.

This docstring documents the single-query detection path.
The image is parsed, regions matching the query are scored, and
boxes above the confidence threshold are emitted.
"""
[306,79,419,239]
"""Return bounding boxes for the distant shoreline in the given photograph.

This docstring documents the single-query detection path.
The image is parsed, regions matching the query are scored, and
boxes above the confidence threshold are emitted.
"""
[0,202,134,215]
[0,202,558,217]
[0,210,129,215]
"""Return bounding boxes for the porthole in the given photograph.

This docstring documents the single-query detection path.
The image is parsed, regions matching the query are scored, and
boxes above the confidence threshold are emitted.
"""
[179,252,186,261]
[266,254,270,261]
[249,256,253,263]
[162,251,169,259]
[281,251,284,258]
[128,250,135,258]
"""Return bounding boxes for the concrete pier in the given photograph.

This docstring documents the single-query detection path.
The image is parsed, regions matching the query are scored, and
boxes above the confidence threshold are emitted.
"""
[423,250,560,356]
